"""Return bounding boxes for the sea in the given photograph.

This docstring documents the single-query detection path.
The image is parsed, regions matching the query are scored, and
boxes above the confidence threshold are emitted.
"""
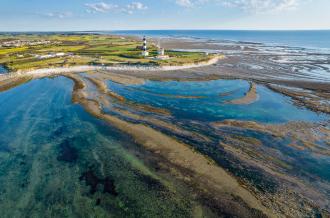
[108,30,330,50]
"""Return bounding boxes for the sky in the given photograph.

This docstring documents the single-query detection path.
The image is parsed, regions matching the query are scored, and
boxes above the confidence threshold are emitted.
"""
[0,0,330,31]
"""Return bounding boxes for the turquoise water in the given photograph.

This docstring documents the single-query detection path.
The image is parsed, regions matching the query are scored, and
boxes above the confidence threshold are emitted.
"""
[107,79,328,123]
[0,77,197,217]
[106,78,330,186]
[106,78,330,183]
[0,76,329,215]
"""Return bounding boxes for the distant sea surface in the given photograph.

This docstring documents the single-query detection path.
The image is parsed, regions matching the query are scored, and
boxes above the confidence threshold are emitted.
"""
[109,30,330,50]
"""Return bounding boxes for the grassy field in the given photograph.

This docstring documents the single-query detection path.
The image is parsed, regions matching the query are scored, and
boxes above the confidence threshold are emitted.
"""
[0,34,216,72]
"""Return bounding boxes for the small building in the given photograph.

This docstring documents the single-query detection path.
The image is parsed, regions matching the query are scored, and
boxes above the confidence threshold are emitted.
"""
[158,48,165,56]
[155,46,169,60]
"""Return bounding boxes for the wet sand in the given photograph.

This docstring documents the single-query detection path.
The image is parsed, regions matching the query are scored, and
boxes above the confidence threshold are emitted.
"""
[0,76,32,92]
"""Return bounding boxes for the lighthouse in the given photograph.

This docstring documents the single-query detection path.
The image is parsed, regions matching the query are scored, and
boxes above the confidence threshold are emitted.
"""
[141,36,149,57]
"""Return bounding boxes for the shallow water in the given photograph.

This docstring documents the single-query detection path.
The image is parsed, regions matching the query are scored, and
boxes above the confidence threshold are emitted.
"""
[0,75,329,216]
[299,65,330,82]
[0,65,8,74]
[0,77,198,217]
[108,79,328,123]
[103,78,330,199]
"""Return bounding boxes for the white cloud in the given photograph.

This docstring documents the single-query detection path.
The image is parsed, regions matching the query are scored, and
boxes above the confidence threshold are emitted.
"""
[85,1,148,14]
[175,0,302,12]
[43,11,73,19]
[221,0,300,12]
[175,0,194,7]
[127,2,148,10]
[85,2,118,13]
[124,2,148,14]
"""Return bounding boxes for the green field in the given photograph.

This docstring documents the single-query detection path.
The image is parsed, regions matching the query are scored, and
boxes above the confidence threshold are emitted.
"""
[0,34,216,71]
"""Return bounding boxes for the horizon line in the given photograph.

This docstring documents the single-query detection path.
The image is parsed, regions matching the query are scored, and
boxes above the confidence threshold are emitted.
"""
[1,28,330,33]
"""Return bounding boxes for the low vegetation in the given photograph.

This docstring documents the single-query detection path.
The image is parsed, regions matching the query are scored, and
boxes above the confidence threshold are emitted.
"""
[0,34,216,71]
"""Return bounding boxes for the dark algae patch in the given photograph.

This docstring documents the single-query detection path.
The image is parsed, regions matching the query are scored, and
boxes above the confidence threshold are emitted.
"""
[79,170,100,194]
[135,172,165,191]
[103,177,118,196]
[57,139,78,163]
[79,170,118,196]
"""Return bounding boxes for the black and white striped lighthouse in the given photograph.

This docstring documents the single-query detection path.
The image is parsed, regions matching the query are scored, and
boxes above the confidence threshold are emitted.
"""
[141,36,149,57]
[143,36,147,51]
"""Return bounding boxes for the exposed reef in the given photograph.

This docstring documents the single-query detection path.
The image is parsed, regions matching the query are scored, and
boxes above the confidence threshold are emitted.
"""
[61,71,329,217]
[267,84,330,114]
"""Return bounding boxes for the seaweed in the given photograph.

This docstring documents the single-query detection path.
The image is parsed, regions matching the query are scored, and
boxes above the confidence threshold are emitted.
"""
[57,139,78,163]
[79,170,118,196]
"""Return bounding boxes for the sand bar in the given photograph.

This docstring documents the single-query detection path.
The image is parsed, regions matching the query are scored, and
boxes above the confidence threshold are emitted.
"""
[228,82,259,105]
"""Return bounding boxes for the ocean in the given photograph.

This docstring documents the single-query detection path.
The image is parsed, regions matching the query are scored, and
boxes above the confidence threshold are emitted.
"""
[110,30,330,50]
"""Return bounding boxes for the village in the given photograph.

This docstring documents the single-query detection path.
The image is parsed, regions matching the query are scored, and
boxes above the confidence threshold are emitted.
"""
[0,39,56,48]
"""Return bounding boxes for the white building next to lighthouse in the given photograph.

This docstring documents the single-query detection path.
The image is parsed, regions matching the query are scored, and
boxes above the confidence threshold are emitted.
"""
[155,41,169,60]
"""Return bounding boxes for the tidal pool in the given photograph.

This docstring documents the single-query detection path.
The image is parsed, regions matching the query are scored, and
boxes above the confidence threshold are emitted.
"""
[0,77,199,217]
[104,78,330,185]
[107,79,328,123]
[0,65,8,74]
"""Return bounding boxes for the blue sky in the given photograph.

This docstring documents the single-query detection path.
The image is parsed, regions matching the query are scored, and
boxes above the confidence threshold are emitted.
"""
[0,0,329,31]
